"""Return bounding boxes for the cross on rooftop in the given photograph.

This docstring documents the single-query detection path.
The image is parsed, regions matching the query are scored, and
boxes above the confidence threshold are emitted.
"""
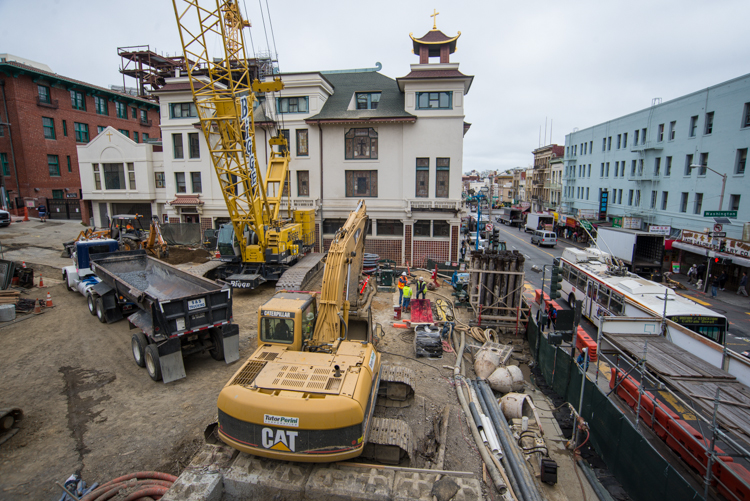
[431,9,439,29]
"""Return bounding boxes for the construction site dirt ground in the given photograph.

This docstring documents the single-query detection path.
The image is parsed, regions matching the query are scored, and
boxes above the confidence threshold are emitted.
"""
[0,260,507,500]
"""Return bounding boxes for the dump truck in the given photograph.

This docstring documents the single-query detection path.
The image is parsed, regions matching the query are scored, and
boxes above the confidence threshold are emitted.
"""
[63,240,239,383]
[497,207,523,226]
[596,227,665,280]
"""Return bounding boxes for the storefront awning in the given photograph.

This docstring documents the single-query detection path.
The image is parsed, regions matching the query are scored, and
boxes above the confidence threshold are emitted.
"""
[672,241,750,268]
[169,196,204,206]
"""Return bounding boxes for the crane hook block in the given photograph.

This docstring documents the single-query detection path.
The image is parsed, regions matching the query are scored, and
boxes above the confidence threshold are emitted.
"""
[252,77,284,93]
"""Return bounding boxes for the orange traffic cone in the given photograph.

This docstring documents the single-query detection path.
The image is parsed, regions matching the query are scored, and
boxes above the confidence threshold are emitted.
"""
[46,292,53,307]
[214,250,220,259]
[23,206,29,222]
[22,261,26,269]
[33,298,41,314]
[39,273,44,288]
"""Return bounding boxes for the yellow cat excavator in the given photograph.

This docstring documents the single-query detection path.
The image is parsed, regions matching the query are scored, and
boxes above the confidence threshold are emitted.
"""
[216,201,415,464]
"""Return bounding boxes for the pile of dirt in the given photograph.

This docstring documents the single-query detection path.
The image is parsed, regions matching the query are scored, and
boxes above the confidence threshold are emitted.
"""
[161,247,211,266]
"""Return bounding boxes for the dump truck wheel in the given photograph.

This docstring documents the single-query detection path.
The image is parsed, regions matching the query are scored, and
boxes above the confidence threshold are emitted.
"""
[95,297,107,323]
[132,332,148,368]
[87,294,97,315]
[209,328,224,361]
[119,238,138,252]
[145,344,162,382]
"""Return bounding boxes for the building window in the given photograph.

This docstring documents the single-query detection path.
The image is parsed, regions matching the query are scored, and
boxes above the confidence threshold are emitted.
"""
[276,96,309,114]
[669,121,676,140]
[658,124,664,142]
[622,133,627,148]
[62,120,67,137]
[433,220,450,237]
[175,172,186,193]
[684,154,693,175]
[1,153,9,177]
[617,134,621,149]
[634,130,639,145]
[93,164,101,190]
[436,158,450,198]
[698,153,708,176]
[415,158,429,198]
[345,170,378,197]
[602,138,606,152]
[729,194,741,211]
[118,129,129,138]
[131,107,138,119]
[743,103,750,128]
[74,122,89,143]
[628,189,633,206]
[188,133,200,159]
[607,136,611,150]
[95,96,108,115]
[133,131,139,143]
[170,102,197,118]
[190,172,202,193]
[115,101,127,119]
[42,117,55,139]
[140,109,148,123]
[736,148,747,175]
[665,156,672,176]
[356,92,381,110]
[654,157,661,176]
[143,133,149,142]
[588,164,591,177]
[680,192,688,212]
[586,187,590,200]
[52,189,63,199]
[323,219,346,234]
[67,155,72,173]
[377,219,403,236]
[297,170,309,196]
[103,163,125,189]
[416,91,452,110]
[694,193,703,214]
[589,140,593,153]
[704,112,714,135]
[296,129,309,156]
[600,163,604,177]
[155,172,165,188]
[605,162,609,177]
[47,155,60,177]
[97,125,106,135]
[344,128,378,159]
[128,163,136,190]
[661,191,668,210]
[651,190,657,209]
[689,115,698,137]
[414,220,431,236]
[618,189,623,205]
[173,134,184,159]
[277,129,290,154]
[641,128,647,144]
[38,85,51,104]
[70,90,85,110]
[635,190,641,206]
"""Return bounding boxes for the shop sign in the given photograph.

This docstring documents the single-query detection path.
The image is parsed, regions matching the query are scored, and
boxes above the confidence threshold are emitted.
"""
[623,217,642,230]
[577,209,598,220]
[649,225,671,236]
[681,230,711,248]
[681,230,750,258]
[611,216,622,228]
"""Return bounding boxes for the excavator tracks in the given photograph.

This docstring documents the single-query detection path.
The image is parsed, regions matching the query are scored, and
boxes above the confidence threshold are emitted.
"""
[362,417,413,465]
[275,252,325,292]
[377,364,416,408]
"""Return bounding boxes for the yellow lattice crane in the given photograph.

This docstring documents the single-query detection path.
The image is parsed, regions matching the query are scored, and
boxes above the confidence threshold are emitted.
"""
[172,0,320,289]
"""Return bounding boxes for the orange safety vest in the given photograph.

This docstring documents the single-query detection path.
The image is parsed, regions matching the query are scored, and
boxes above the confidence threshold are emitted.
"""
[398,276,407,289]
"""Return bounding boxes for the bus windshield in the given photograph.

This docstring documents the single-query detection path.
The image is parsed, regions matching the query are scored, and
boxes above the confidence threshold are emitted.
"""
[667,316,726,345]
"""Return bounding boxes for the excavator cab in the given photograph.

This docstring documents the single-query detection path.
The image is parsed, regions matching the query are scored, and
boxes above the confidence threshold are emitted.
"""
[258,293,317,352]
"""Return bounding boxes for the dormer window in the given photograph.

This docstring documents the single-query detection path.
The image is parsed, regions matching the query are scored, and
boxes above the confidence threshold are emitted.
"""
[417,91,452,110]
[277,96,309,114]
[356,92,381,110]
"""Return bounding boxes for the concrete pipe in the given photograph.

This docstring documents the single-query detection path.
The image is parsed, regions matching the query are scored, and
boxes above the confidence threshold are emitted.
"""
[474,344,504,379]
[499,393,535,420]
[487,365,525,394]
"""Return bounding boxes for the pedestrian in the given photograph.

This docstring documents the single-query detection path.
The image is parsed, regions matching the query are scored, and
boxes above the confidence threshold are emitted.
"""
[415,276,427,299]
[397,272,407,304]
[738,272,748,297]
[711,275,720,298]
[402,283,413,312]
[719,271,728,291]
[688,264,697,284]
[697,263,706,283]
[549,306,557,327]
[460,241,467,262]
[37,204,47,222]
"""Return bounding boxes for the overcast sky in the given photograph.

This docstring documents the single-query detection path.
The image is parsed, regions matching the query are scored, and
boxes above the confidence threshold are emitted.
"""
[2,0,749,173]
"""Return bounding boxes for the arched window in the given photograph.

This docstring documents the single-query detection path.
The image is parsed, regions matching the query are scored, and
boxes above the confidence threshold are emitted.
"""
[345,128,378,159]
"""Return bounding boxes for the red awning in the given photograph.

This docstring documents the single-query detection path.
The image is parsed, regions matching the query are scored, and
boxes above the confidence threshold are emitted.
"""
[665,239,675,250]
[169,196,203,205]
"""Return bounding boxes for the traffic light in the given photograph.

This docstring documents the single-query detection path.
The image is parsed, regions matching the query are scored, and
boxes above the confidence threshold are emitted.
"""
[550,265,563,299]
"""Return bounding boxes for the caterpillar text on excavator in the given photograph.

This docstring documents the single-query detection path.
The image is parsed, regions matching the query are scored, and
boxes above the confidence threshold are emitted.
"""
[172,0,322,291]
[216,200,417,464]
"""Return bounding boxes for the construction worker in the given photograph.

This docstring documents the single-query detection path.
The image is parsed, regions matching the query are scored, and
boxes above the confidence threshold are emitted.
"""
[398,272,408,304]
[416,276,427,300]
[402,283,413,312]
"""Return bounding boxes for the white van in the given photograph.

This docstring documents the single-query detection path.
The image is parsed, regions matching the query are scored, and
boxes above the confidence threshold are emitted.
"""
[531,230,557,248]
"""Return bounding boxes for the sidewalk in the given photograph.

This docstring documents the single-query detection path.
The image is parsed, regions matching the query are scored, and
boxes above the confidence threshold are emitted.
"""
[667,272,749,310]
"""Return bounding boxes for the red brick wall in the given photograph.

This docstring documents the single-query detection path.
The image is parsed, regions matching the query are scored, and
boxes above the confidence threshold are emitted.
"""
[314,223,320,252]
[404,224,412,266]
[200,217,212,231]
[451,225,459,261]
[0,68,161,224]
[413,240,451,268]
[324,238,402,264]
[169,217,180,224]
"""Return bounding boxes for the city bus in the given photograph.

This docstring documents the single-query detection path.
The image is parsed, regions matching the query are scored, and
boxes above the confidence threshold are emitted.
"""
[559,248,728,345]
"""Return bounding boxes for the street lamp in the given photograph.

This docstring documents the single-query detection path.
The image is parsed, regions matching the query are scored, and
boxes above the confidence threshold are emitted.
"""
[689,162,727,210]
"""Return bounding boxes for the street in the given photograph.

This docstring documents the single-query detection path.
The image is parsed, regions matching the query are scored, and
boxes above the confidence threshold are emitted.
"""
[488,221,750,353]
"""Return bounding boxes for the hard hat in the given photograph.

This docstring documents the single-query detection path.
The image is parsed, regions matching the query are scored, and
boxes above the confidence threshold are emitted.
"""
[418,276,424,281]
[306,312,315,320]
[401,272,406,276]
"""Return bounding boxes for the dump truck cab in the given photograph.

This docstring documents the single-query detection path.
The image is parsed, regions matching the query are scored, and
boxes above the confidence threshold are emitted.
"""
[258,292,317,352]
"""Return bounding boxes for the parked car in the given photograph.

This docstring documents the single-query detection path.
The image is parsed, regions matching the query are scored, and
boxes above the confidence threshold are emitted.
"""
[0,209,10,227]
[531,230,557,248]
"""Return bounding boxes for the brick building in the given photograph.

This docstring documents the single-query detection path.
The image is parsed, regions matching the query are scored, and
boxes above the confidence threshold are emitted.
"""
[0,55,160,222]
